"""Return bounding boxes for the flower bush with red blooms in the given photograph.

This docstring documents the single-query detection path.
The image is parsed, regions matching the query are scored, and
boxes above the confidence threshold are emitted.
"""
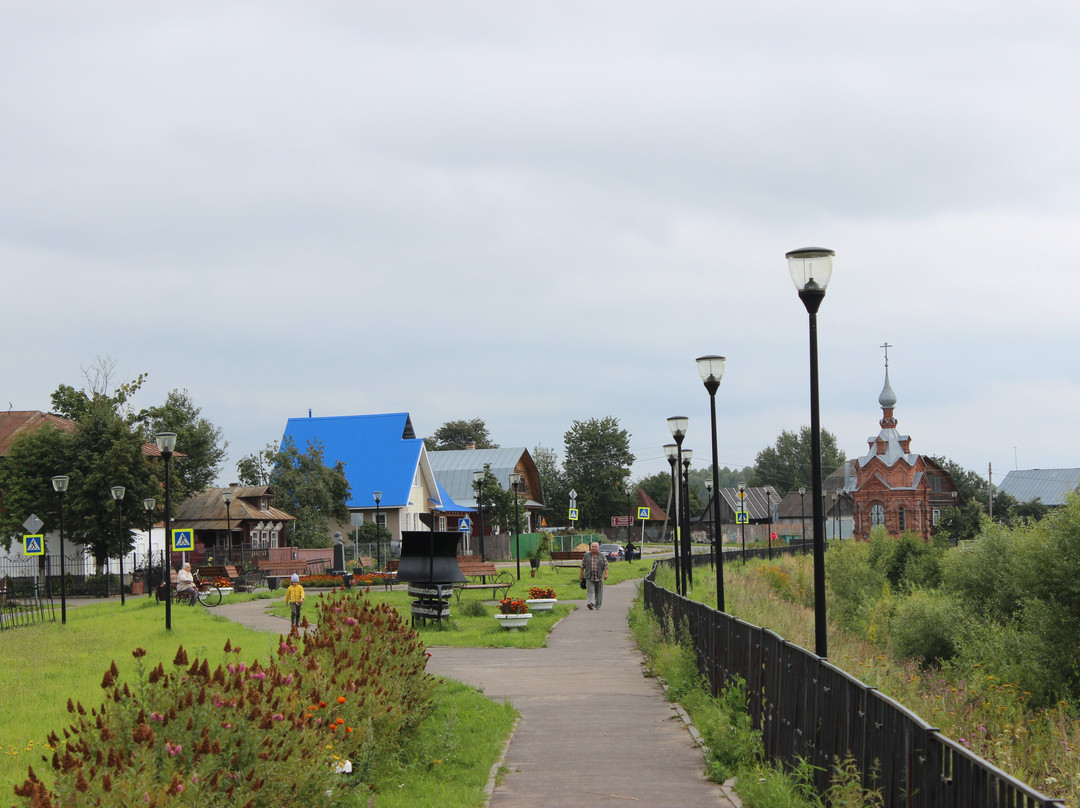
[527,586,556,600]
[498,598,529,615]
[13,597,434,807]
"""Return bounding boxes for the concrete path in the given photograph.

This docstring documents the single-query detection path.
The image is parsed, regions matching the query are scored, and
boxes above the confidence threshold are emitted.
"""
[215,584,738,808]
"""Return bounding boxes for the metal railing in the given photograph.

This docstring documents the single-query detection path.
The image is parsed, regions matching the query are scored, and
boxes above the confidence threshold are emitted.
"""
[0,579,56,631]
[643,555,1065,808]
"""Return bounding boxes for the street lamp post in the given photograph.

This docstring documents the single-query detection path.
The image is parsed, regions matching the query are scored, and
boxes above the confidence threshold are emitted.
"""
[664,443,682,596]
[704,477,714,570]
[738,482,747,563]
[143,498,155,597]
[625,487,633,561]
[52,476,70,624]
[373,491,383,569]
[222,487,235,565]
[697,354,726,611]
[681,448,694,591]
[155,432,177,631]
[799,487,807,555]
[510,473,522,580]
[473,471,486,561]
[788,246,834,659]
[667,417,689,596]
[111,486,127,606]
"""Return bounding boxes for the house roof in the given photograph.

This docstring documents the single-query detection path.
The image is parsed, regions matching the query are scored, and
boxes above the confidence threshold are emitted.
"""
[175,485,295,530]
[428,447,534,507]
[698,485,780,523]
[997,468,1080,507]
[282,412,471,512]
[0,410,175,459]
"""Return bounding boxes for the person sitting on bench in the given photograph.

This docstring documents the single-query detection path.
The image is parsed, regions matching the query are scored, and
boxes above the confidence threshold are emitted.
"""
[176,562,198,605]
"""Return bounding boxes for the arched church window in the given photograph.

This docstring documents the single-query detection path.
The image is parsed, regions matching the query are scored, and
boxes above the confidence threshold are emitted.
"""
[898,506,906,531]
[871,504,885,527]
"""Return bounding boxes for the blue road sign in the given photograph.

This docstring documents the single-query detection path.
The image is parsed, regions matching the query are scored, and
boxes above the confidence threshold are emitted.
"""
[637,506,650,520]
[171,528,194,551]
[736,511,749,525]
[23,534,44,556]
[569,508,579,520]
[458,517,472,532]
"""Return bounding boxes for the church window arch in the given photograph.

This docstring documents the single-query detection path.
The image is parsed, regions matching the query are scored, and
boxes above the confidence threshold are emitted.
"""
[871,503,885,527]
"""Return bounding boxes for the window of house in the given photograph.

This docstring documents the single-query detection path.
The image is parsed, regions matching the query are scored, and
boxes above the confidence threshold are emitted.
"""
[932,508,941,526]
[260,498,267,511]
[898,507,906,531]
[438,516,447,531]
[871,504,885,527]
[376,513,386,529]
[261,530,269,547]
[270,530,279,548]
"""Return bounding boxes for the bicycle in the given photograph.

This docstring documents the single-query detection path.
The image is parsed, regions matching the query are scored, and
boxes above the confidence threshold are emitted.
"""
[194,577,222,607]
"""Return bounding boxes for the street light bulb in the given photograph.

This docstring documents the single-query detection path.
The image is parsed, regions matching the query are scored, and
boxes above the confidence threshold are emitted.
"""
[52,475,69,493]
[373,491,382,504]
[155,432,177,454]
[111,486,126,501]
[144,498,156,511]
[786,247,834,292]
[667,416,688,440]
[222,488,234,505]
[663,443,679,463]
[695,355,726,385]
[682,449,693,466]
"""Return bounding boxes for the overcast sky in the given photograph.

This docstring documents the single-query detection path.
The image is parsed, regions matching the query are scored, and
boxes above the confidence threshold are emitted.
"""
[4,1,1078,492]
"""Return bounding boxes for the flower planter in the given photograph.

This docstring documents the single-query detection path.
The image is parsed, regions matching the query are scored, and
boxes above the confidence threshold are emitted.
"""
[218,587,234,597]
[494,613,533,630]
[525,598,557,612]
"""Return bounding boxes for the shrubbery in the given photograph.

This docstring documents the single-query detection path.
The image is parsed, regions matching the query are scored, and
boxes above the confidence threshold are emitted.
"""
[15,594,434,806]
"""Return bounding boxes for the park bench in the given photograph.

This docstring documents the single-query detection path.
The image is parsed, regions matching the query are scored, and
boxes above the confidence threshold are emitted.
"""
[256,559,311,590]
[197,565,239,583]
[452,558,514,602]
[549,550,585,571]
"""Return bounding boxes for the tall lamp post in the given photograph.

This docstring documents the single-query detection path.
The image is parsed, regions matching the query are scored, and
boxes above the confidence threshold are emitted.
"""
[663,443,681,595]
[681,448,694,591]
[373,491,383,569]
[222,487,235,565]
[704,477,714,570]
[52,476,70,624]
[143,498,155,597]
[788,246,834,659]
[696,354,726,610]
[473,471,486,561]
[111,486,127,606]
[667,417,689,596]
[155,432,177,631]
[738,481,747,563]
[625,486,633,561]
[799,487,807,554]
[510,472,522,579]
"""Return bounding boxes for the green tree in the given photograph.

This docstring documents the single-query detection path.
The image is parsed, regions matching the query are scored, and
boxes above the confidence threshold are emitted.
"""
[424,418,499,451]
[50,357,148,421]
[635,471,673,516]
[238,438,351,548]
[749,426,845,496]
[563,416,634,528]
[0,424,73,551]
[136,389,227,501]
[473,465,520,536]
[532,444,568,528]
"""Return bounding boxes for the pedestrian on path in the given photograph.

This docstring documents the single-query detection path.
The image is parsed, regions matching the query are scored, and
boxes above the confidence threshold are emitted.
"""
[284,573,305,627]
[580,541,608,610]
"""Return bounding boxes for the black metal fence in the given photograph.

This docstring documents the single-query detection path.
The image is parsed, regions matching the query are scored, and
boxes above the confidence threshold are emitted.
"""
[644,555,1065,808]
[0,579,56,630]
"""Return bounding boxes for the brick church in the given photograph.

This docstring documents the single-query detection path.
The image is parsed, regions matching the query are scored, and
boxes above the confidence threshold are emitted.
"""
[829,355,960,540]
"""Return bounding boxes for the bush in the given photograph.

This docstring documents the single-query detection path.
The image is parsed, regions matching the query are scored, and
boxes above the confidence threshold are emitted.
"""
[457,599,488,618]
[827,540,883,632]
[887,588,959,666]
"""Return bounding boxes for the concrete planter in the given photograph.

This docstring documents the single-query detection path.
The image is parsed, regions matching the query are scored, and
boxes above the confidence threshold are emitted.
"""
[494,613,533,630]
[525,598,557,612]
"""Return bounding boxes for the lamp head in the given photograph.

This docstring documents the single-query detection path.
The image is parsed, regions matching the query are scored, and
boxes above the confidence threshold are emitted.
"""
[704,478,713,492]
[154,432,177,455]
[143,497,156,511]
[695,355,726,393]
[111,486,125,501]
[472,470,484,485]
[222,488,235,505]
[373,491,382,505]
[786,247,834,292]
[667,416,688,443]
[738,481,746,492]
[681,449,693,468]
[52,475,70,494]
[799,487,806,495]
[509,472,522,489]
[663,443,679,465]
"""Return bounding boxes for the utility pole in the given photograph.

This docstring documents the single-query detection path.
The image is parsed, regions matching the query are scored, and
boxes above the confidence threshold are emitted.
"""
[988,462,993,520]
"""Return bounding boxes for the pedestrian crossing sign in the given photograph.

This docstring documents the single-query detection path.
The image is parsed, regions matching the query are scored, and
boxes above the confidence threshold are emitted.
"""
[637,507,650,520]
[23,534,44,556]
[736,511,749,525]
[569,508,579,520]
[171,528,194,551]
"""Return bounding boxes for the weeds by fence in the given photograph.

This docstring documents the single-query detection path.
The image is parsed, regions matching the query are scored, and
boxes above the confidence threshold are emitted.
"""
[644,555,1065,808]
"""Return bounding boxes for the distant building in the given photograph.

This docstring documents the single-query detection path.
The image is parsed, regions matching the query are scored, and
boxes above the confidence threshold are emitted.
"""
[839,362,960,540]
[996,468,1080,507]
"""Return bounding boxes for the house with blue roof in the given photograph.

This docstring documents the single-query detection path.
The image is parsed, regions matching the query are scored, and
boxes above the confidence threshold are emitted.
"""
[281,412,472,544]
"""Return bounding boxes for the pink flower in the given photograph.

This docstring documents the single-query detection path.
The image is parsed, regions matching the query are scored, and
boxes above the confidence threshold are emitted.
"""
[149,712,164,722]
[227,663,236,674]
[166,742,182,756]
[271,713,284,721]
[250,672,266,680]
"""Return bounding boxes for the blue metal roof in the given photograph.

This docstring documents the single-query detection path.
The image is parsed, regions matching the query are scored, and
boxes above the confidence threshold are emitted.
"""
[282,413,424,510]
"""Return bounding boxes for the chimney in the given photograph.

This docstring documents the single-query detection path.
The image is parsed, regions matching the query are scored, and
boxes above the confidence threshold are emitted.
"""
[465,441,476,450]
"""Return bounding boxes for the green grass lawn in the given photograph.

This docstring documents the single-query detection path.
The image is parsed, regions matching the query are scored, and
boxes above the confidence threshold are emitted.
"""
[2,561,651,803]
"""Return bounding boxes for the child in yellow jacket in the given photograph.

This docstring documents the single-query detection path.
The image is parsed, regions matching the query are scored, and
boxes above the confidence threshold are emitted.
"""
[284,574,305,627]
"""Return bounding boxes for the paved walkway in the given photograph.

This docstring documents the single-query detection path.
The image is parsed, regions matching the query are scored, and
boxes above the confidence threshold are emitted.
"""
[216,583,738,807]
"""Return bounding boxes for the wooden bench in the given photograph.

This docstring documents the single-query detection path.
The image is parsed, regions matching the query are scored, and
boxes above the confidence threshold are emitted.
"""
[197,565,239,583]
[549,550,585,570]
[256,559,310,590]
[452,558,514,602]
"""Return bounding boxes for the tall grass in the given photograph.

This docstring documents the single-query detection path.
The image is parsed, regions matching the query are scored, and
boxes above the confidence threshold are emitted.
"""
[680,556,1080,804]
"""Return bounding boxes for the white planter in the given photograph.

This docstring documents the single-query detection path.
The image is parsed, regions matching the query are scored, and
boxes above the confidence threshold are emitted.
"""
[218,588,234,596]
[525,598,557,612]
[494,613,533,630]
